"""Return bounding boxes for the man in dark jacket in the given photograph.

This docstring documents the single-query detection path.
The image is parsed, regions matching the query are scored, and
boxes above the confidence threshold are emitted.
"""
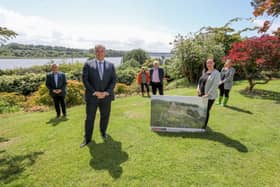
[150,60,164,95]
[46,64,67,118]
[80,44,117,148]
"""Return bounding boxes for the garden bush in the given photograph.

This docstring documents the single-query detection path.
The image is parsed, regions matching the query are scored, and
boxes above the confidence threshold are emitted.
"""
[0,73,45,95]
[0,92,25,114]
[0,100,20,114]
[116,68,137,85]
[114,83,131,94]
[0,92,26,106]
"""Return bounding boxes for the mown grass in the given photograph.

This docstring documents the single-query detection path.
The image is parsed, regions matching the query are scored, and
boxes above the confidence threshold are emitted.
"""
[0,79,280,186]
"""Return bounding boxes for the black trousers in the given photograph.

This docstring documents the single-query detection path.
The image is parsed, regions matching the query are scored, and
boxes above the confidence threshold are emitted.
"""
[204,99,215,129]
[140,83,150,93]
[151,82,163,95]
[219,84,230,97]
[84,97,111,142]
[52,96,66,117]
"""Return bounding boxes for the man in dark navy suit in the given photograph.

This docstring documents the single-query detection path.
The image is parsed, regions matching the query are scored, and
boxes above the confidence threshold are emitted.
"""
[46,64,67,118]
[80,44,117,148]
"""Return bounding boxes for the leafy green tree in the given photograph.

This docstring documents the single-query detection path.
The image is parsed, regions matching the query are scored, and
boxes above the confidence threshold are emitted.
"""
[170,18,258,83]
[0,27,17,44]
[171,33,224,84]
[123,49,149,65]
[118,59,140,70]
[198,18,256,54]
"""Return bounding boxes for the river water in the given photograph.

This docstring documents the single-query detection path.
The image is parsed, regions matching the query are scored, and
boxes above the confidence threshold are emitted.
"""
[0,57,123,70]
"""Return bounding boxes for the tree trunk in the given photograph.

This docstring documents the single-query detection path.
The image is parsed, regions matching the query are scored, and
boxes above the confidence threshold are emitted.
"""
[242,65,255,92]
[248,78,255,92]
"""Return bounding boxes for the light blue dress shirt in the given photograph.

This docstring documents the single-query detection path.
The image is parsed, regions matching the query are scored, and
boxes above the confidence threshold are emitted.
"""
[54,73,59,87]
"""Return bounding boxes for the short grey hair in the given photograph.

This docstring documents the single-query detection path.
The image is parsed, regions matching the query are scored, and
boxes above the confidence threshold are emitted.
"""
[95,44,106,51]
[51,63,59,67]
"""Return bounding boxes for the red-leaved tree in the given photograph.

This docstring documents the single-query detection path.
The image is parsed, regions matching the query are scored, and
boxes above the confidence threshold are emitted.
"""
[251,0,280,36]
[224,35,280,91]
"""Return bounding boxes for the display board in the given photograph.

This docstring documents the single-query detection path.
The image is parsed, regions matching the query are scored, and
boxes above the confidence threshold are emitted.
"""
[151,95,208,132]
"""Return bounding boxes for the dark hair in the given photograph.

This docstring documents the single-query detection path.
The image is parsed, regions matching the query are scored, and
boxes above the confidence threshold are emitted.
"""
[203,58,216,73]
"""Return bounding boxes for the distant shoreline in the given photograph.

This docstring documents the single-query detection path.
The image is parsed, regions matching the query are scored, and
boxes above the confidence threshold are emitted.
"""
[0,57,123,70]
[0,56,90,59]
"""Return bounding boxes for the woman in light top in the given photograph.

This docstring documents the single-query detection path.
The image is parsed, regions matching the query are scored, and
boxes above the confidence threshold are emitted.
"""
[197,58,221,129]
[217,59,236,106]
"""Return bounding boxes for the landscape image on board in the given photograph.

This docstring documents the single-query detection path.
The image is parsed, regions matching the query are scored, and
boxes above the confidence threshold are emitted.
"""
[151,96,208,130]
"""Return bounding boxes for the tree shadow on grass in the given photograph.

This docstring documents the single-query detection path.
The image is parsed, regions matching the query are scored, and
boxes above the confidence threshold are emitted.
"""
[87,135,128,179]
[156,127,248,153]
[224,105,253,114]
[0,138,8,156]
[46,117,68,126]
[239,89,280,104]
[0,151,44,184]
[0,137,9,143]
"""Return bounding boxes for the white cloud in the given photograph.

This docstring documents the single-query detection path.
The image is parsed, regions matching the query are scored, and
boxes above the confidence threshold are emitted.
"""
[0,7,174,52]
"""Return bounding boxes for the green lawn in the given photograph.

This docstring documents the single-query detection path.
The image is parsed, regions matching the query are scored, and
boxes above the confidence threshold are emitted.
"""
[1,80,280,187]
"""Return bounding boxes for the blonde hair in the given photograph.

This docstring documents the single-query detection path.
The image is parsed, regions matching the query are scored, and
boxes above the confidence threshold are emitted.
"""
[153,60,160,65]
[224,59,232,67]
[225,59,231,64]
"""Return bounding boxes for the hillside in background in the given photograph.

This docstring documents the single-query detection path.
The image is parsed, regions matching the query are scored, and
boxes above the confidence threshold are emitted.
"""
[0,43,126,58]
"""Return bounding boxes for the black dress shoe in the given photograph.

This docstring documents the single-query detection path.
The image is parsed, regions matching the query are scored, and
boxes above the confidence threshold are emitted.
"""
[102,134,108,140]
[80,141,89,148]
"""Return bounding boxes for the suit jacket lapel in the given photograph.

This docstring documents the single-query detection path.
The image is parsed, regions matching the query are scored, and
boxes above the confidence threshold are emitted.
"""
[88,60,97,69]
[102,61,109,80]
[51,73,56,88]
[58,73,61,87]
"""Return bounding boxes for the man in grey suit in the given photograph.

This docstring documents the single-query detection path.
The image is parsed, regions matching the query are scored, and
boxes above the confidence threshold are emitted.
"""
[46,64,67,118]
[80,44,117,148]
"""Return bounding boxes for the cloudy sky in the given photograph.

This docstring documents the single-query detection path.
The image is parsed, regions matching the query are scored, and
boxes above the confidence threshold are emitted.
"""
[0,0,279,52]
